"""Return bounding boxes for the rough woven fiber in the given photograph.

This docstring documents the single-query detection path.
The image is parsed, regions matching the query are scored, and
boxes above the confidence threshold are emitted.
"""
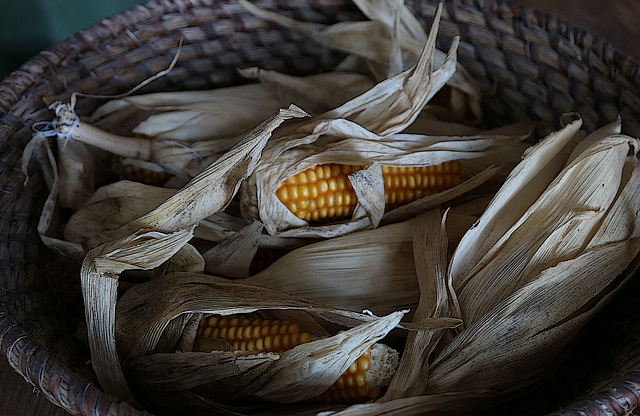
[0,0,639,415]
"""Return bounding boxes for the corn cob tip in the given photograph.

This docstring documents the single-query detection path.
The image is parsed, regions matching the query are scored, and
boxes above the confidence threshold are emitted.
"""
[367,342,399,389]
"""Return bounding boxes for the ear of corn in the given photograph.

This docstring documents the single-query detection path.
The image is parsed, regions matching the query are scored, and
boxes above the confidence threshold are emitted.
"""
[196,314,397,403]
[119,158,174,186]
[276,161,467,223]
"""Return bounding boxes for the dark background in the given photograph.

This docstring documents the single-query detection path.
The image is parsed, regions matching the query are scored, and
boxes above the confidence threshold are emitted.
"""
[1,0,639,415]
[0,0,143,79]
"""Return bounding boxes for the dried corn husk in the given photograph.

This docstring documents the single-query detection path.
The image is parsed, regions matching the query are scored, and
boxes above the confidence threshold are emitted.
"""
[239,0,481,124]
[63,180,178,251]
[90,71,374,139]
[381,208,458,400]
[50,71,374,182]
[79,105,309,401]
[81,227,196,400]
[235,212,468,319]
[114,272,435,405]
[203,219,264,277]
[21,134,85,257]
[451,118,639,325]
[84,105,308,249]
[62,178,308,256]
[357,119,640,415]
[308,119,640,415]
[238,7,531,238]
[243,118,527,237]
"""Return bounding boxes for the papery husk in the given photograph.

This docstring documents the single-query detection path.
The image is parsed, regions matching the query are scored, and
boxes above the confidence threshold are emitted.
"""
[237,212,467,320]
[78,106,309,401]
[40,102,301,179]
[453,118,640,324]
[248,312,403,403]
[115,272,418,404]
[56,138,95,209]
[421,239,640,413]
[449,116,587,290]
[317,157,640,416]
[90,71,374,139]
[381,208,460,400]
[21,134,85,258]
[245,115,527,237]
[63,180,178,251]
[238,68,375,116]
[83,105,308,249]
[81,227,195,400]
[352,0,482,124]
[123,349,279,393]
[203,220,264,277]
[240,11,530,238]
[79,73,373,179]
[242,219,420,315]
[239,0,481,124]
[116,272,405,357]
[62,179,308,255]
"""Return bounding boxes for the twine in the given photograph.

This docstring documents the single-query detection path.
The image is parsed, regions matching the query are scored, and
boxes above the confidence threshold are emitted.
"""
[31,103,80,141]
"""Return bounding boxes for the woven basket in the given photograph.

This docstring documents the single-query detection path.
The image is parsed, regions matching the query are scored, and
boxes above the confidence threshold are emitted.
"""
[1,0,640,415]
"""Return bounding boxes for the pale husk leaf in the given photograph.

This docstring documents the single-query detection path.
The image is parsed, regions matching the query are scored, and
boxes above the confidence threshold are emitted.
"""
[203,220,264,277]
[89,83,285,139]
[242,219,419,315]
[91,72,373,140]
[57,138,95,209]
[449,117,585,293]
[63,179,305,252]
[21,134,85,258]
[81,227,195,400]
[348,163,386,228]
[87,105,308,248]
[124,350,278,392]
[318,13,459,137]
[154,243,205,277]
[456,128,640,324]
[351,0,481,121]
[239,0,481,123]
[382,209,459,400]
[428,238,640,398]
[64,180,177,249]
[238,68,375,115]
[323,239,640,416]
[586,152,640,247]
[239,213,467,322]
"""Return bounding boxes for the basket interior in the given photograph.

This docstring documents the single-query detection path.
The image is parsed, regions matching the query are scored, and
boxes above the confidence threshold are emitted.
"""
[1,0,640,415]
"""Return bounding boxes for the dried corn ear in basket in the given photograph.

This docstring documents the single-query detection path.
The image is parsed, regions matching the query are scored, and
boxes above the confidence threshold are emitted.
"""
[3,0,640,416]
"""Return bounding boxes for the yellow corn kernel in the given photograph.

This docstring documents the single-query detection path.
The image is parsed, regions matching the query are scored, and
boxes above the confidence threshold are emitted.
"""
[276,161,467,223]
[197,314,384,404]
[198,315,310,354]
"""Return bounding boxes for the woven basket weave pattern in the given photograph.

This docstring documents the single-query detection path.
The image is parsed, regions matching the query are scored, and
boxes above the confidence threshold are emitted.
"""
[1,0,639,415]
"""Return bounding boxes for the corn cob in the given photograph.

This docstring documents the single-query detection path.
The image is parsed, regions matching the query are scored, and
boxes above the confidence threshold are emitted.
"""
[276,161,467,223]
[197,315,397,403]
[120,158,173,186]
